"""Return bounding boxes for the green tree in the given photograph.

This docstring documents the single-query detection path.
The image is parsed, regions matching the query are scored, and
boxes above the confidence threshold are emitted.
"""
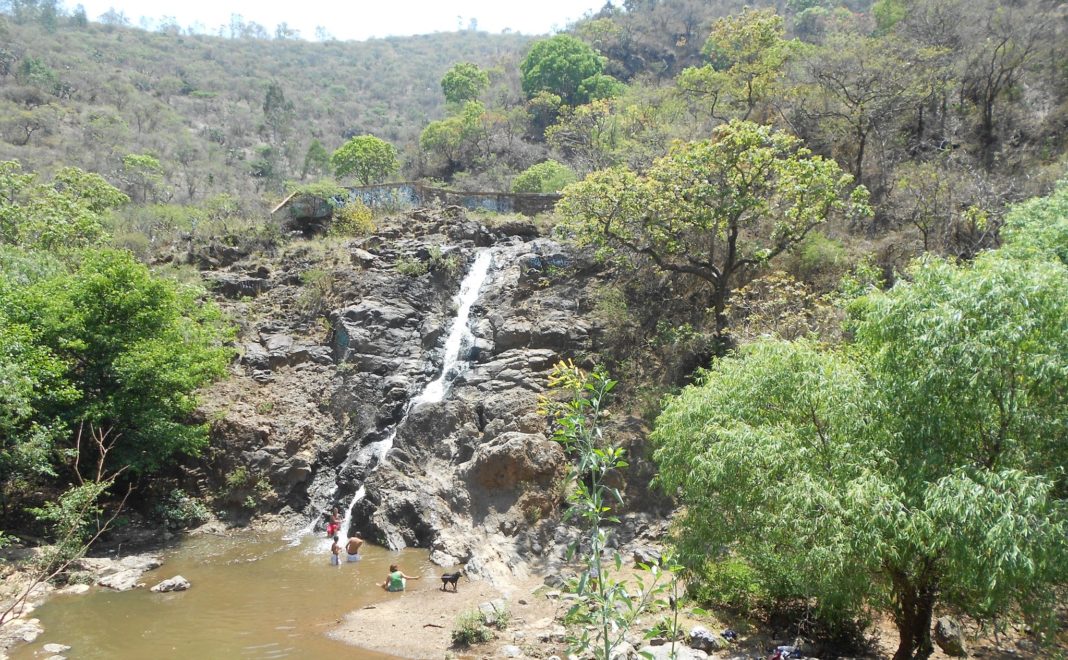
[4,250,233,475]
[330,134,399,185]
[119,153,166,204]
[677,8,794,123]
[558,120,868,337]
[512,160,577,193]
[0,160,128,251]
[654,244,1068,659]
[520,35,605,106]
[440,62,489,105]
[418,102,486,177]
[301,139,331,180]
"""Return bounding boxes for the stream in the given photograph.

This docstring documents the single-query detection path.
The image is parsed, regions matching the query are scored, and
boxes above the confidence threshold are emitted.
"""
[12,533,430,659]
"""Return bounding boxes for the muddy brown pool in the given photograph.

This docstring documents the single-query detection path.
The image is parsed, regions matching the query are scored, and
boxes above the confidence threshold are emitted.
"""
[12,531,431,659]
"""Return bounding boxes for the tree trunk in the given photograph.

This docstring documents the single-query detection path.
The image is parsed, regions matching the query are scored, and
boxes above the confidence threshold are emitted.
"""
[892,574,936,660]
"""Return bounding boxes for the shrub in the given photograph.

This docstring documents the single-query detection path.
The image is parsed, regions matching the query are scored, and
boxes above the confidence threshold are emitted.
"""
[688,557,768,614]
[156,489,210,529]
[395,256,429,277]
[451,610,494,647]
[329,200,376,237]
[512,160,577,193]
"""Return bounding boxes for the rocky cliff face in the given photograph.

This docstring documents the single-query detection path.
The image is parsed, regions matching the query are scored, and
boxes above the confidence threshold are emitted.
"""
[193,208,631,578]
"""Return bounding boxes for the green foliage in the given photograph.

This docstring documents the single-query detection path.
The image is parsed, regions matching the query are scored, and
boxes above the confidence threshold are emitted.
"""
[155,488,210,529]
[119,153,166,203]
[678,8,794,121]
[287,179,346,203]
[394,255,429,277]
[301,139,331,179]
[999,180,1068,265]
[419,101,486,175]
[1,249,233,476]
[689,557,768,614]
[329,200,376,237]
[543,360,677,659]
[451,609,494,646]
[0,160,128,251]
[512,160,577,193]
[330,135,399,185]
[441,62,489,105]
[558,120,869,335]
[520,35,605,106]
[577,73,626,103]
[654,239,1068,657]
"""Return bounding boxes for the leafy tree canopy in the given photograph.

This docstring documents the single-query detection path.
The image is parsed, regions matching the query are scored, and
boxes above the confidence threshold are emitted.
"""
[441,61,489,105]
[512,159,577,193]
[653,221,1068,659]
[520,34,605,106]
[330,134,399,186]
[558,120,868,334]
[0,160,128,251]
[0,249,234,476]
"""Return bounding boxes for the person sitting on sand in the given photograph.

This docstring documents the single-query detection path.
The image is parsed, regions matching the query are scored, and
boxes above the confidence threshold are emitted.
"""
[330,535,341,566]
[345,536,364,562]
[382,564,419,592]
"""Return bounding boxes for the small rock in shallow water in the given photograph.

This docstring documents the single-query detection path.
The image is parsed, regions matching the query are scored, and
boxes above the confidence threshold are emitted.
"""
[151,575,191,593]
[43,643,72,653]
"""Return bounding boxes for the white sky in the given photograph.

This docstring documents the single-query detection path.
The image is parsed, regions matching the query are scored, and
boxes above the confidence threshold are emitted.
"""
[71,0,613,40]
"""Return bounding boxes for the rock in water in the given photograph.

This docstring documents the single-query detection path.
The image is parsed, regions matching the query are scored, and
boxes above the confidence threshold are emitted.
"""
[151,575,191,593]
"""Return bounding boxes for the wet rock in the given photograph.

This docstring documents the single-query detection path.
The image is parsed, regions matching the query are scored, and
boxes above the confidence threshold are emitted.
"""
[151,575,191,593]
[501,644,524,657]
[85,554,162,592]
[934,616,967,657]
[43,643,72,653]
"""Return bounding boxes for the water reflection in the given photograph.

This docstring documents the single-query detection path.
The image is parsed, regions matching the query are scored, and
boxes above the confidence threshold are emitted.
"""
[13,532,430,659]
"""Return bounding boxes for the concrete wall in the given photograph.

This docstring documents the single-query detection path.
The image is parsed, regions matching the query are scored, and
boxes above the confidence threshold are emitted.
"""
[346,182,560,216]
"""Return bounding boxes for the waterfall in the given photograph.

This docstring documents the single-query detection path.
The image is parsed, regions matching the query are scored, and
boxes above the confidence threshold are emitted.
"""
[300,248,495,544]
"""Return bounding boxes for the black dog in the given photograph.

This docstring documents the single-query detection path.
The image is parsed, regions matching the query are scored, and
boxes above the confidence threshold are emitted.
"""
[440,572,462,592]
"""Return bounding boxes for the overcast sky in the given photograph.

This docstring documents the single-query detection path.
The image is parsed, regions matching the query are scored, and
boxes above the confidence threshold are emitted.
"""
[71,0,613,40]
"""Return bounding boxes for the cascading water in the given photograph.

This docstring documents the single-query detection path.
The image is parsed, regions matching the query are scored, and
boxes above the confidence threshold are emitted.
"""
[304,248,495,544]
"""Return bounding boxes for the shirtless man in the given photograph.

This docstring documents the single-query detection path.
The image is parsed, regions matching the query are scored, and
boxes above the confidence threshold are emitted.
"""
[345,536,364,562]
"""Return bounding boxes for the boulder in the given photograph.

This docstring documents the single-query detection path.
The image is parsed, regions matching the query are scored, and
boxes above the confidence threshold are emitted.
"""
[98,570,147,591]
[632,546,661,567]
[500,644,524,658]
[464,432,564,491]
[151,575,191,593]
[639,645,708,660]
[43,643,72,653]
[689,626,724,653]
[478,598,508,626]
[934,616,968,657]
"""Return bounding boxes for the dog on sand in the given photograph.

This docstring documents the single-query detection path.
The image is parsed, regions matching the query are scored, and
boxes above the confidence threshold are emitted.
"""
[440,571,463,592]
